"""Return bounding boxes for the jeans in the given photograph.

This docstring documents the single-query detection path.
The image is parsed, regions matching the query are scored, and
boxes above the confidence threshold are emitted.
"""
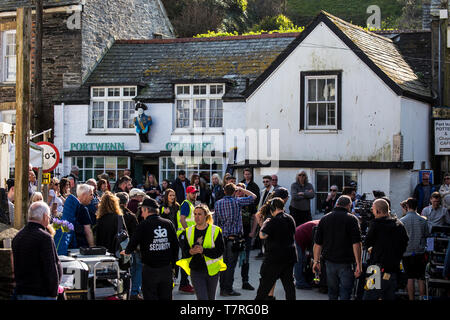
[16,295,56,300]
[220,239,240,293]
[255,261,296,300]
[294,243,310,287]
[241,236,252,283]
[142,264,173,300]
[130,252,143,296]
[325,260,355,300]
[363,272,397,301]
[191,270,219,300]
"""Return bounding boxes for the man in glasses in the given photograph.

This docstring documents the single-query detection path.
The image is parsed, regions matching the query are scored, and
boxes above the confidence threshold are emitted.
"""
[290,171,315,227]
[412,172,436,214]
[324,185,339,213]
[271,175,281,191]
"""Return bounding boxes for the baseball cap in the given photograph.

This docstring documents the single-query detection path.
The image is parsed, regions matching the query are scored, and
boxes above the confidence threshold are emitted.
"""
[142,197,160,209]
[273,187,289,199]
[129,188,146,197]
[186,186,199,194]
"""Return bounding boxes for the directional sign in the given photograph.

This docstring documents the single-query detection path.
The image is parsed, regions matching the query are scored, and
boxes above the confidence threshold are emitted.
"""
[37,142,60,173]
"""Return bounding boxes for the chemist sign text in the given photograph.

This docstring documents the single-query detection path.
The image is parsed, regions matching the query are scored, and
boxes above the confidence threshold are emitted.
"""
[435,120,450,155]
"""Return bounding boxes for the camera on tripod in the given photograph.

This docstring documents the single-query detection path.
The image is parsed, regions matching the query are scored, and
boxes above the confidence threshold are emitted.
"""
[354,190,386,233]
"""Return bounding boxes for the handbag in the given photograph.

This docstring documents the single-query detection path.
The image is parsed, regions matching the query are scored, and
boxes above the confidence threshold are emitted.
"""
[114,215,131,270]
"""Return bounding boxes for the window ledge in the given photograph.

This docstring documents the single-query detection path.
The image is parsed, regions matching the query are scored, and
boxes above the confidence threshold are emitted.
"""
[0,82,15,87]
[172,129,225,135]
[87,131,136,136]
[301,129,339,134]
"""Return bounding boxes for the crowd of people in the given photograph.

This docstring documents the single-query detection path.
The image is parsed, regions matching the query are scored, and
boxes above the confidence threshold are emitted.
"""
[4,165,450,301]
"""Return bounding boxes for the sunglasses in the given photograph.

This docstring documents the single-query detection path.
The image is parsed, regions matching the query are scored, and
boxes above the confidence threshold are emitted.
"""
[298,174,306,177]
[263,180,270,183]
[330,189,337,192]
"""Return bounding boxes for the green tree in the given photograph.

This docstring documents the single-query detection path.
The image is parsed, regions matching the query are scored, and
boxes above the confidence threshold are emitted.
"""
[395,0,423,29]
[251,14,295,32]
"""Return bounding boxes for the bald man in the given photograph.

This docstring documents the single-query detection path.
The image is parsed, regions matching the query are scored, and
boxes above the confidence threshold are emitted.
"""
[362,198,409,300]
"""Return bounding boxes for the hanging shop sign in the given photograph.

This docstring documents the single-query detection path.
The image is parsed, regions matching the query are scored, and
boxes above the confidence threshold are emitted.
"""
[434,120,450,155]
[70,142,125,152]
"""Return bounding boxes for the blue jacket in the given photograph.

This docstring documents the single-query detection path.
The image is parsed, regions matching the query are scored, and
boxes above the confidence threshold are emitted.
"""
[413,183,437,213]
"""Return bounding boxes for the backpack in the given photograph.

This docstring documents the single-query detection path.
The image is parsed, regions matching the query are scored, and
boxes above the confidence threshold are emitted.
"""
[113,215,131,270]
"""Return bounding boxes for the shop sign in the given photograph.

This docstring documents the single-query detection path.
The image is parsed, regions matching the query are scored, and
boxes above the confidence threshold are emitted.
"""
[434,120,450,155]
[165,142,213,152]
[70,142,125,151]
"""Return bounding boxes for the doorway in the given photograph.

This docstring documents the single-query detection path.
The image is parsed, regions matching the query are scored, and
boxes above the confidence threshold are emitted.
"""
[142,164,160,185]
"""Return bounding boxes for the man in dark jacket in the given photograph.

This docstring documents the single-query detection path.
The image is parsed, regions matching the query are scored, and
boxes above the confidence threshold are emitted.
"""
[363,198,409,300]
[413,172,437,214]
[172,170,190,205]
[12,201,62,300]
[122,197,179,300]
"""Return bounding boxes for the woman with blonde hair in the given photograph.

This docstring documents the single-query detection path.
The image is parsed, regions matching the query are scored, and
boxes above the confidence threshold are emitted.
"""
[177,204,226,300]
[144,172,161,200]
[95,191,126,255]
[210,173,224,209]
[48,178,64,218]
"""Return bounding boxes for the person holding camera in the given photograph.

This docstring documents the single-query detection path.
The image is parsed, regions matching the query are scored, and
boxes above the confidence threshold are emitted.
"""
[214,183,257,297]
[177,204,225,300]
[255,197,297,300]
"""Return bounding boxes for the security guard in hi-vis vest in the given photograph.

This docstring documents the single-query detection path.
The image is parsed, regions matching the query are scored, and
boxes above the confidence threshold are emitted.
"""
[122,198,179,300]
[177,204,226,300]
[177,186,198,236]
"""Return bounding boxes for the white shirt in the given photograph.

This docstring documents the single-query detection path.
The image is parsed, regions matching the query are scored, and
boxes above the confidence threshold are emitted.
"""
[49,189,64,214]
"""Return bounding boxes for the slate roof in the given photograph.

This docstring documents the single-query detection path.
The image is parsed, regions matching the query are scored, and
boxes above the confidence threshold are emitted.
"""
[82,34,299,102]
[324,12,432,100]
[0,0,80,12]
[55,11,432,104]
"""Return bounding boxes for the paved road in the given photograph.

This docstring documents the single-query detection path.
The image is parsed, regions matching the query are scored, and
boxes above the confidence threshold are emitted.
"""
[172,248,328,301]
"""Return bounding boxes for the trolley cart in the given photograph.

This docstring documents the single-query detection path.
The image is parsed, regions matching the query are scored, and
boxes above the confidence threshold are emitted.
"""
[67,249,130,300]
[425,229,450,299]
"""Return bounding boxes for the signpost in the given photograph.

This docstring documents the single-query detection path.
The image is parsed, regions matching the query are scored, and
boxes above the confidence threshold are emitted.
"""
[42,173,51,184]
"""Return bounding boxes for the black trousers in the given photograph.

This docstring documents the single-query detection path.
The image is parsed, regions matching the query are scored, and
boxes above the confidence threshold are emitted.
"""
[142,264,173,300]
[255,261,296,300]
[289,206,312,227]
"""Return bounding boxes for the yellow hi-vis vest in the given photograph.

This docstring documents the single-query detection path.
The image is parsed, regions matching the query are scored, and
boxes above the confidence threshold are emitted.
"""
[176,199,195,237]
[176,224,227,276]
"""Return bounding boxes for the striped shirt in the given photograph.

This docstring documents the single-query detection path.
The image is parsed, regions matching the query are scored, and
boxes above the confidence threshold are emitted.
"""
[400,211,429,256]
[214,196,255,238]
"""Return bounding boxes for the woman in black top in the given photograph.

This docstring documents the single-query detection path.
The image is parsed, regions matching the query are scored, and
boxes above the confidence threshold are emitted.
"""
[95,191,125,255]
[160,188,179,229]
[178,204,225,300]
[144,173,161,199]
[190,173,210,205]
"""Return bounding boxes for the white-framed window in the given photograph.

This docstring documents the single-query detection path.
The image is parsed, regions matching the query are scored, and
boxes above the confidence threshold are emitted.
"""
[159,156,224,187]
[175,83,224,129]
[305,75,337,129]
[71,156,130,183]
[315,170,358,213]
[1,30,16,82]
[90,86,137,131]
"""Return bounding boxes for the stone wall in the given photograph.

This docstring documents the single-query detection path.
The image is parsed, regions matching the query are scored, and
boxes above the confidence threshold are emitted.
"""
[81,0,174,80]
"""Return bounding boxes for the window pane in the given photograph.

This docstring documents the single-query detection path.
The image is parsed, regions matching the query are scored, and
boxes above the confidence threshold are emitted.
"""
[308,79,316,101]
[122,101,135,128]
[176,100,190,128]
[107,101,120,128]
[308,103,317,126]
[168,157,175,169]
[316,171,329,192]
[344,171,358,188]
[108,88,120,96]
[93,88,105,97]
[209,99,223,127]
[327,79,336,101]
[85,157,93,168]
[318,104,327,126]
[92,101,104,128]
[77,157,83,169]
[317,79,327,101]
[71,157,75,166]
[216,85,224,94]
[193,99,206,128]
[328,103,336,126]
[330,171,344,190]
[94,170,104,180]
[94,157,104,169]
[85,170,93,181]
[177,86,183,95]
[194,85,206,95]
[210,85,217,95]
[166,171,175,183]
[105,157,116,170]
[117,157,128,169]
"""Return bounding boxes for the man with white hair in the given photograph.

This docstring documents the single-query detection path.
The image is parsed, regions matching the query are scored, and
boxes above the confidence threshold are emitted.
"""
[12,201,62,300]
[74,184,95,248]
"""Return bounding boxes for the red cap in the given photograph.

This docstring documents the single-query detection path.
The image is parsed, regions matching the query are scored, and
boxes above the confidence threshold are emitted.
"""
[186,186,199,194]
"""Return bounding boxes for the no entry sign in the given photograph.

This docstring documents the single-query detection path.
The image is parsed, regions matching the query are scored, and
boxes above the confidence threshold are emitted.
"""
[37,141,60,173]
